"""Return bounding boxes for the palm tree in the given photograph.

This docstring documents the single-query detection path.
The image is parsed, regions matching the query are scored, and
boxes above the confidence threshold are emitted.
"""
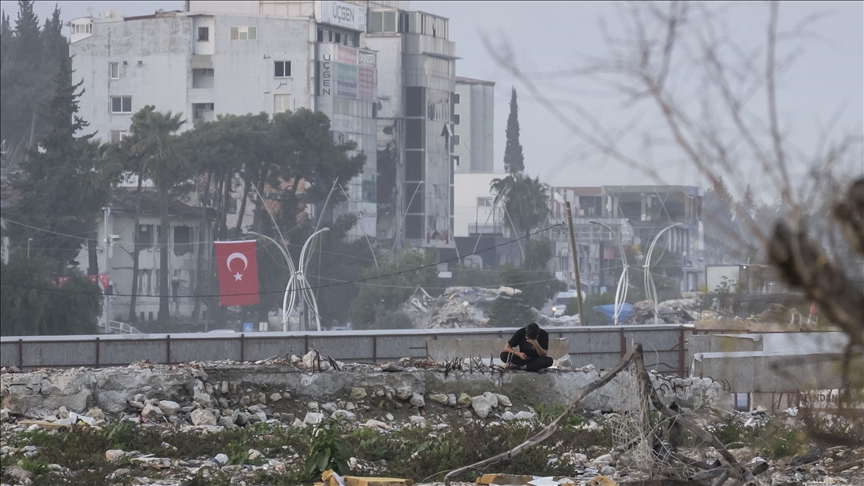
[128,106,186,322]
[490,172,549,240]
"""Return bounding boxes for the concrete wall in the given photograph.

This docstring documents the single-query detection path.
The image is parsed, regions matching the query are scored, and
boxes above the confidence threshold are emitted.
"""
[1,325,690,374]
[453,82,494,174]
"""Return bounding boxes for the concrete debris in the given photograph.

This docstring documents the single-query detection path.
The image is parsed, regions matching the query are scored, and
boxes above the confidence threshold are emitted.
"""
[105,449,126,463]
[403,286,531,329]
[471,396,493,418]
[190,408,216,426]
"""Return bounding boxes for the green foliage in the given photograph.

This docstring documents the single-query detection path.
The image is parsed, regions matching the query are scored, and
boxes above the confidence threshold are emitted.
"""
[0,253,101,336]
[350,249,438,329]
[490,173,549,239]
[487,292,535,327]
[305,418,351,479]
[503,88,525,173]
[534,404,585,428]
[19,457,50,477]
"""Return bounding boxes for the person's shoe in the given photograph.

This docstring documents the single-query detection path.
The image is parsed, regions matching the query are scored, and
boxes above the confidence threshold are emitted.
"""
[509,363,526,371]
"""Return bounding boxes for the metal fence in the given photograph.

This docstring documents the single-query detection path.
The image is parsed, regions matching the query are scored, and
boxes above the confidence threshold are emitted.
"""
[1,324,692,375]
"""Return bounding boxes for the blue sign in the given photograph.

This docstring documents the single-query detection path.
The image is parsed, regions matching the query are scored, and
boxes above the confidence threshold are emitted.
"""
[243,322,254,332]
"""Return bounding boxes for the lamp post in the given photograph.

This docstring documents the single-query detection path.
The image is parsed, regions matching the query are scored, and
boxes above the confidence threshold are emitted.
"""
[553,193,585,325]
[281,227,330,332]
[590,220,628,325]
[644,223,682,324]
[27,238,32,258]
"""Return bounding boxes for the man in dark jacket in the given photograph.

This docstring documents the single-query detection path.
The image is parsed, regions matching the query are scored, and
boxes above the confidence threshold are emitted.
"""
[500,322,554,372]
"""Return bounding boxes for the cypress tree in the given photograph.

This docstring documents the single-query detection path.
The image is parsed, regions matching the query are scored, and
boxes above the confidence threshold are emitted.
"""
[503,87,525,173]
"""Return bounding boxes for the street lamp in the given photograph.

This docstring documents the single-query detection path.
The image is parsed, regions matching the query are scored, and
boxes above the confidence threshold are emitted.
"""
[553,192,585,326]
[590,220,628,325]
[281,228,329,332]
[27,238,32,258]
[644,223,682,324]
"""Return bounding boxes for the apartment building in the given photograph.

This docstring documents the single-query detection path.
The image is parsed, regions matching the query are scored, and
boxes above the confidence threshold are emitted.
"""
[453,76,494,174]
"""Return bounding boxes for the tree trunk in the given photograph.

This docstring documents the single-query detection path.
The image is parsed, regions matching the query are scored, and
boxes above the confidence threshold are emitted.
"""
[219,172,231,241]
[192,170,212,320]
[251,167,268,234]
[157,190,171,322]
[235,177,251,233]
[128,172,144,322]
[87,237,98,276]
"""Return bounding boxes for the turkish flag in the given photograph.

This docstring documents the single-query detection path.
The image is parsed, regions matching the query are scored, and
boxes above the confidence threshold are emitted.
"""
[214,241,260,307]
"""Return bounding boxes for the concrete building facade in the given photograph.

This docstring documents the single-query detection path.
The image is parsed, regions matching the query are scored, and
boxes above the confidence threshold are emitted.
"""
[547,185,704,294]
[453,76,494,174]
[69,2,379,240]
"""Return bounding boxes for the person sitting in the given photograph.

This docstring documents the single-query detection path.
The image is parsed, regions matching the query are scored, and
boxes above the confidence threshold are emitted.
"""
[500,322,554,372]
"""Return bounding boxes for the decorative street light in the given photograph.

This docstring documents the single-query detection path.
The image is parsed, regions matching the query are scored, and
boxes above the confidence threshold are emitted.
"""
[589,220,629,325]
[281,227,330,332]
[644,223,683,324]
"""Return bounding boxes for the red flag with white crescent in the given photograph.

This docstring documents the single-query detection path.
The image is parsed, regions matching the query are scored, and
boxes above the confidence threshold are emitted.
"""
[214,241,260,307]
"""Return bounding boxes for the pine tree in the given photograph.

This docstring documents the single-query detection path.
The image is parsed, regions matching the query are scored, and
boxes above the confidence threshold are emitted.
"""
[11,55,119,267]
[503,87,525,173]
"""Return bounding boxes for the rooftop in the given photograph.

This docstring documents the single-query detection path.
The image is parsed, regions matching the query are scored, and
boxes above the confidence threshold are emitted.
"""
[455,76,495,87]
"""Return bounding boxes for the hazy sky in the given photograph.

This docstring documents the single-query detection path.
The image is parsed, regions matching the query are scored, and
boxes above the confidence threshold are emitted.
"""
[3,1,862,198]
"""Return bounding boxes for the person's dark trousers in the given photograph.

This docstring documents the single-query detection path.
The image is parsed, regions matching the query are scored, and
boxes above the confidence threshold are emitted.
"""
[500,352,554,372]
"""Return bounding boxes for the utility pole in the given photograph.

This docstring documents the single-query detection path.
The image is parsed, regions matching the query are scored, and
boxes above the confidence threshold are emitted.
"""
[102,206,112,332]
[564,201,585,326]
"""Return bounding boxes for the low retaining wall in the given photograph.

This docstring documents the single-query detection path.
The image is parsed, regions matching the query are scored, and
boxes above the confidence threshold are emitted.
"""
[0,325,691,375]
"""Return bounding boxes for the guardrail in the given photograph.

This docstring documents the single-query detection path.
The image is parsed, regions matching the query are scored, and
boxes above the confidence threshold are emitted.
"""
[97,320,143,335]
[1,324,692,375]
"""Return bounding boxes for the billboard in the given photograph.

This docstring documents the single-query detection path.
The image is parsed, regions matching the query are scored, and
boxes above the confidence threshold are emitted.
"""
[318,44,376,102]
[319,1,366,32]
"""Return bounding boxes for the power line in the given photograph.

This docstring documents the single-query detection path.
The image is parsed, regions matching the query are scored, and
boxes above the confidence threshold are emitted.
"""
[0,224,564,299]
[0,217,100,242]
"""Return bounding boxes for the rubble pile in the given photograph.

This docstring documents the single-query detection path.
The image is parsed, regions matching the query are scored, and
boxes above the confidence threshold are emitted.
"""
[628,298,702,324]
[403,286,520,329]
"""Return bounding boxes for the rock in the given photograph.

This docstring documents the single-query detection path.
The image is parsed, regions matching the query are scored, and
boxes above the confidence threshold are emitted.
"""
[248,449,263,461]
[302,350,319,369]
[58,406,69,418]
[496,394,512,408]
[554,354,573,369]
[385,413,394,421]
[600,466,616,476]
[429,393,449,405]
[410,415,426,426]
[321,402,338,414]
[363,419,391,430]
[501,411,515,421]
[588,476,618,486]
[471,396,492,418]
[447,394,457,407]
[218,416,236,428]
[382,362,404,372]
[234,412,248,426]
[193,389,214,408]
[409,393,425,408]
[239,395,251,406]
[85,408,105,421]
[269,393,282,402]
[344,402,356,411]
[457,393,472,407]
[0,408,10,422]
[396,386,413,401]
[592,453,613,467]
[6,466,33,482]
[127,400,145,410]
[303,412,323,425]
[514,411,535,421]
[213,453,229,467]
[291,418,303,428]
[141,404,164,420]
[105,449,126,463]
[332,410,357,422]
[308,401,319,410]
[221,381,229,394]
[350,387,367,400]
[250,411,267,423]
[158,400,180,417]
[191,409,217,426]
[483,392,499,408]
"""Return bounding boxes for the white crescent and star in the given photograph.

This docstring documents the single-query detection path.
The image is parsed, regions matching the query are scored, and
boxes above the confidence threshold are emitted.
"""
[226,252,248,281]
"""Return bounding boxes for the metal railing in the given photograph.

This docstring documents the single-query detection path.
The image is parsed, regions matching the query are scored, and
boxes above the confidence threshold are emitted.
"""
[97,320,143,335]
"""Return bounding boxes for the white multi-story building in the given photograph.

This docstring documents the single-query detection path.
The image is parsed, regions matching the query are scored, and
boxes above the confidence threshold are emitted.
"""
[69,1,378,240]
[453,76,494,174]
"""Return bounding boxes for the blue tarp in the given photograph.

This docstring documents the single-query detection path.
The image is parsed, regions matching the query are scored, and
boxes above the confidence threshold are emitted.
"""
[594,303,634,324]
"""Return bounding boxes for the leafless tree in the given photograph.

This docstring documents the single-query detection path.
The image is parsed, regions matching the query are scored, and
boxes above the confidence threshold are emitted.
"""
[482,0,862,413]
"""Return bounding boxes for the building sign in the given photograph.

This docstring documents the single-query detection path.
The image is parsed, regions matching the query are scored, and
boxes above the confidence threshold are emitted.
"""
[336,63,358,98]
[358,49,376,66]
[318,44,334,96]
[358,66,375,102]
[336,45,357,65]
[319,1,366,32]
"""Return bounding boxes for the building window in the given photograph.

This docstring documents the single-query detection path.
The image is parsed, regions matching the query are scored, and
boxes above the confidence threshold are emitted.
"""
[110,130,129,143]
[452,155,460,167]
[72,23,92,35]
[197,26,209,41]
[369,11,397,34]
[227,197,238,214]
[317,29,324,42]
[274,61,291,78]
[173,226,193,256]
[230,26,257,41]
[111,96,132,114]
[274,94,291,113]
[109,62,120,79]
[477,197,493,207]
[452,134,460,146]
[136,224,153,248]
[334,32,341,44]
[452,113,460,125]
[193,103,215,122]
[452,93,461,104]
